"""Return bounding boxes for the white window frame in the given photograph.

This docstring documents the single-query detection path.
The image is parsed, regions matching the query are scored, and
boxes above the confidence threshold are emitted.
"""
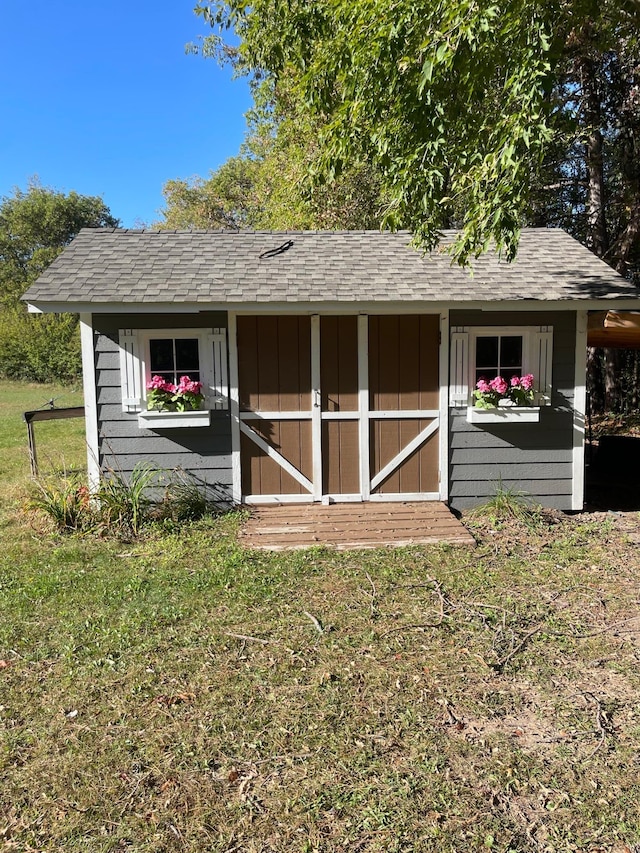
[118,327,229,413]
[449,325,553,407]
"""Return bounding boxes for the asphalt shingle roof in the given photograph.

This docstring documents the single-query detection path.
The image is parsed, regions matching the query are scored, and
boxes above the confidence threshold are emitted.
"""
[23,227,639,306]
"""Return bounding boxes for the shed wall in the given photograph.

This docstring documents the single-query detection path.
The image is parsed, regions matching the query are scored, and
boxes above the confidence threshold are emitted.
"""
[449,310,577,510]
[93,313,233,502]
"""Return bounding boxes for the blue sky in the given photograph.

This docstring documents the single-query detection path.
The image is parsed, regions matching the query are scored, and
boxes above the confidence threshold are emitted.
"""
[0,1,252,227]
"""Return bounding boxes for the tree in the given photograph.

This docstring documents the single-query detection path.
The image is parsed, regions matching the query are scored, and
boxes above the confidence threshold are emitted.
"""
[158,77,385,232]
[194,0,640,263]
[0,182,119,382]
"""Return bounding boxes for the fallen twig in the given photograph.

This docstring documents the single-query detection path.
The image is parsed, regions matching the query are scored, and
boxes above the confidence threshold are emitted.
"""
[491,623,544,672]
[224,632,271,645]
[303,611,324,634]
[363,571,378,617]
[576,690,613,758]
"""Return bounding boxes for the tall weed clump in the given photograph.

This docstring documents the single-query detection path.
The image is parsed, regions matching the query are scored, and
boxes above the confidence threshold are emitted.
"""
[97,464,157,536]
[30,465,225,536]
[29,475,92,532]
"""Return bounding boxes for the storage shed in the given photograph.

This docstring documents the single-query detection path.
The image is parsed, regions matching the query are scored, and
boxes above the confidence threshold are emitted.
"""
[23,228,640,511]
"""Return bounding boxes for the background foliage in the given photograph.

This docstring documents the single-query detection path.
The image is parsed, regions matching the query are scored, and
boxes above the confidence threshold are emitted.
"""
[0,182,118,383]
[177,0,640,413]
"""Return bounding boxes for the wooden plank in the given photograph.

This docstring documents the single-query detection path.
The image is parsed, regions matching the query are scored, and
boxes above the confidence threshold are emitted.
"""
[277,316,300,412]
[239,501,476,550]
[246,523,469,538]
[257,316,280,412]
[23,406,85,423]
[321,316,358,412]
[245,502,455,518]
[322,420,360,495]
[419,314,441,410]
[237,316,259,411]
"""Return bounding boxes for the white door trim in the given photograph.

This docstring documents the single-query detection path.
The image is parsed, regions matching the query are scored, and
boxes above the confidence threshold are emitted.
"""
[358,315,370,501]
[311,314,323,501]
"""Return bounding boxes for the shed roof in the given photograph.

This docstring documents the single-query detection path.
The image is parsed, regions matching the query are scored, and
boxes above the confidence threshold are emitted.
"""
[23,227,639,308]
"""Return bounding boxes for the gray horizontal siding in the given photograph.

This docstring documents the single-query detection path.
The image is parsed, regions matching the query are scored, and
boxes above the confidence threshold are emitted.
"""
[450,447,571,465]
[448,310,577,511]
[93,312,233,499]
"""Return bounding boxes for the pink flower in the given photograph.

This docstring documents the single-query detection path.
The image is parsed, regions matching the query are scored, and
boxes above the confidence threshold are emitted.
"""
[489,376,508,395]
[476,378,490,393]
[177,376,203,395]
[510,376,521,387]
[147,375,170,391]
[521,373,534,390]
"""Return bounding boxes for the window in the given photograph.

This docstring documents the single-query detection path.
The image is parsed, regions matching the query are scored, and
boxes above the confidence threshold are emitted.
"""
[474,334,523,384]
[148,336,201,386]
[118,327,229,414]
[449,325,553,408]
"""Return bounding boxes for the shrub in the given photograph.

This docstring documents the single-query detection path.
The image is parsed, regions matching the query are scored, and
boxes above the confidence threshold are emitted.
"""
[0,307,82,383]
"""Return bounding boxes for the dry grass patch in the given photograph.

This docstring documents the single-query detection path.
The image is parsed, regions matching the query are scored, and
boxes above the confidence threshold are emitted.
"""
[1,507,640,852]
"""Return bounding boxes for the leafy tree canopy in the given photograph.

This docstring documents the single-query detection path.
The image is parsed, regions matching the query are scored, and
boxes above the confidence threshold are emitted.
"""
[193,0,640,262]
[0,182,118,383]
[158,76,385,232]
[0,181,119,305]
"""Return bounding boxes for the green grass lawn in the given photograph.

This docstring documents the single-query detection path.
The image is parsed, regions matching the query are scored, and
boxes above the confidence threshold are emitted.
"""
[1,381,640,852]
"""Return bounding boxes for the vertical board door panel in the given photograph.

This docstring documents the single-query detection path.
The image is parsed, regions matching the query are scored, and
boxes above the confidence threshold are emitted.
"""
[369,315,440,494]
[369,315,440,411]
[237,314,441,501]
[322,420,360,495]
[320,316,359,412]
[371,419,439,494]
[238,316,311,412]
[241,420,313,496]
[238,316,313,497]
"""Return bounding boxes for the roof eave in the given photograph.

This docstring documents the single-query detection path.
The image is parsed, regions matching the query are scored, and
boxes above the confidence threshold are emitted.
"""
[26,296,640,316]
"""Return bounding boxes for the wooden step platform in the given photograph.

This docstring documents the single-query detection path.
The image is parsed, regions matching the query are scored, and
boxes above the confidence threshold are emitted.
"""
[239,502,475,551]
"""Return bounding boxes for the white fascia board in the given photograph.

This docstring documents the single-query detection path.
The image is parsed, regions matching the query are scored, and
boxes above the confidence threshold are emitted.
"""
[25,301,205,314]
[24,297,640,316]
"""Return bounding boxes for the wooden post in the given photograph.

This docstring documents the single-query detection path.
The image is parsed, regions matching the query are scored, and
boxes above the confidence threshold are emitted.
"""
[22,407,85,477]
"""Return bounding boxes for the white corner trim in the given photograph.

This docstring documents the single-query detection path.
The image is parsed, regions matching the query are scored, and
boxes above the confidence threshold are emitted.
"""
[439,310,450,501]
[79,313,100,491]
[572,311,588,511]
[227,313,242,504]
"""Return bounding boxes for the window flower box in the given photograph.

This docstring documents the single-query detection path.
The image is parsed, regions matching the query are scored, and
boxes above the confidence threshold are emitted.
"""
[138,409,211,429]
[467,405,540,424]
